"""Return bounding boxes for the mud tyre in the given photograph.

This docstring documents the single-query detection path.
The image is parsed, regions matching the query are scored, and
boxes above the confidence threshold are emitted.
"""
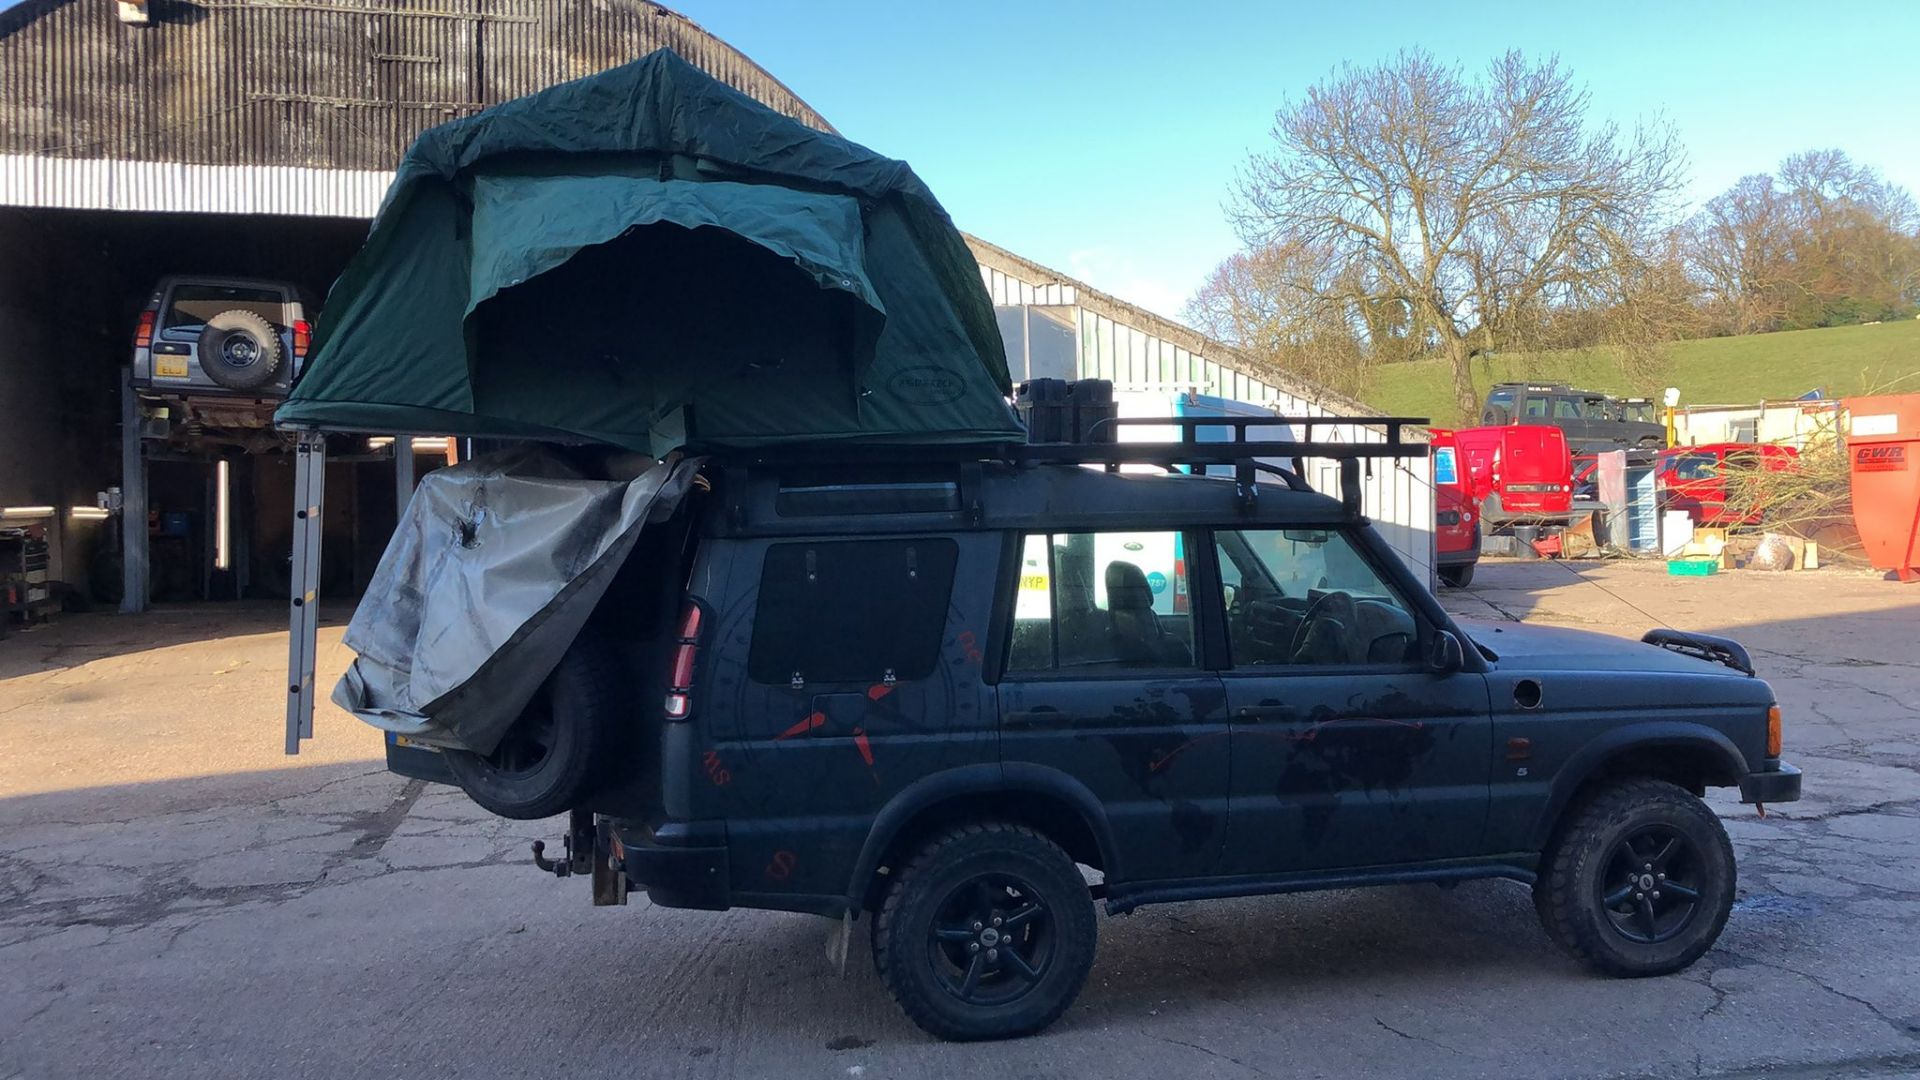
[873,822,1096,1041]
[1534,778,1735,977]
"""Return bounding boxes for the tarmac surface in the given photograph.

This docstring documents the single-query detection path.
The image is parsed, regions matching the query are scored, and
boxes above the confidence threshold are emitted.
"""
[3,560,1919,1079]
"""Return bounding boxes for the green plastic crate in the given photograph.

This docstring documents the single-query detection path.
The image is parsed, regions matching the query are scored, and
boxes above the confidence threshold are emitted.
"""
[1666,558,1719,576]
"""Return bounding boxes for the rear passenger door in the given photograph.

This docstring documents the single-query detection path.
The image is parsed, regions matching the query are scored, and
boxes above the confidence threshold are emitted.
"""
[1212,527,1492,875]
[997,530,1231,884]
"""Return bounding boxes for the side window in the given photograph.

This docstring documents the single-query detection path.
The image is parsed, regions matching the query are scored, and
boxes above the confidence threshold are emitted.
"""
[748,538,958,685]
[1214,529,1419,667]
[1522,395,1551,418]
[1006,531,1195,673]
[1552,396,1584,420]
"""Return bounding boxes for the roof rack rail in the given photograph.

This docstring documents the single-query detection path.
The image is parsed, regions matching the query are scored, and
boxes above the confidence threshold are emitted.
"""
[1014,414,1429,515]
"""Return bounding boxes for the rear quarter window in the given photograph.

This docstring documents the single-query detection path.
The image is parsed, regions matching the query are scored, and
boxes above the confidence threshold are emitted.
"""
[747,538,958,685]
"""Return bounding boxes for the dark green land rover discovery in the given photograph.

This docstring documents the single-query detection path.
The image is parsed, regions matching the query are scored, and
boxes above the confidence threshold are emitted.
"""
[389,416,1801,1041]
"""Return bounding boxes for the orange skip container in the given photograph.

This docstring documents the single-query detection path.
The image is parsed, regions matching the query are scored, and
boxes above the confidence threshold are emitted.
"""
[1845,393,1920,582]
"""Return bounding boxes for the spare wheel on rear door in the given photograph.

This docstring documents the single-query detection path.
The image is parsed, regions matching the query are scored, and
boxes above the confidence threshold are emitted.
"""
[198,309,285,391]
[442,634,619,820]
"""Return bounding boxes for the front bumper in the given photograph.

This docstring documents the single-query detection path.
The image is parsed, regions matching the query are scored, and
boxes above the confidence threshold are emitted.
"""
[1738,762,1802,804]
[611,819,730,911]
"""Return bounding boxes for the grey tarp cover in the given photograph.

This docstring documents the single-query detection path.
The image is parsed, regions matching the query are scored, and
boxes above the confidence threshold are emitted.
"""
[274,48,1022,452]
[334,448,698,753]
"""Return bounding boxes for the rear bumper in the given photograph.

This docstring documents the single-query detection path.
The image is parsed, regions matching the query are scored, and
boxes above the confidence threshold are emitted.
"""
[385,738,457,785]
[1738,762,1802,804]
[1437,526,1482,566]
[612,819,731,911]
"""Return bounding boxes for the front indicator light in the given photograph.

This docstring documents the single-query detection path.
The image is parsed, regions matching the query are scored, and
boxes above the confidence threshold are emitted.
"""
[1767,705,1782,758]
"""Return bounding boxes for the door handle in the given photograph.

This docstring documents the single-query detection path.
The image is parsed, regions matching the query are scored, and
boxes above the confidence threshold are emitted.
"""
[1001,710,1059,730]
[1234,705,1295,720]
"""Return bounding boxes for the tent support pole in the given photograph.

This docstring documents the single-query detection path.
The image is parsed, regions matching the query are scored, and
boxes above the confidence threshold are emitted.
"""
[285,432,326,754]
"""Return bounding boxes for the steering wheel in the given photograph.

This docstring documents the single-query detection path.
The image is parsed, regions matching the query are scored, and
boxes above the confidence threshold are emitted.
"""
[1287,589,1356,664]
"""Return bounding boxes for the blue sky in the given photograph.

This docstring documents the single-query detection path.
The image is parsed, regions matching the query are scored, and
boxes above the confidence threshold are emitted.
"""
[676,0,1920,319]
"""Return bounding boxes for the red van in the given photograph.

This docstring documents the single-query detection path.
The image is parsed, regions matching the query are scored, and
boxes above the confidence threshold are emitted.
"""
[1657,443,1799,526]
[1453,425,1574,526]
[1428,429,1482,586]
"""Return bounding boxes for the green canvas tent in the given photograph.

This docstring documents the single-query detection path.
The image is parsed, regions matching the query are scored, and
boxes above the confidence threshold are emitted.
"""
[275,49,1022,452]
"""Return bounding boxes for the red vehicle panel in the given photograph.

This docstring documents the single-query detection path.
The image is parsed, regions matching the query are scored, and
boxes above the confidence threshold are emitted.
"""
[1428,429,1482,586]
[1657,443,1799,526]
[1453,425,1574,525]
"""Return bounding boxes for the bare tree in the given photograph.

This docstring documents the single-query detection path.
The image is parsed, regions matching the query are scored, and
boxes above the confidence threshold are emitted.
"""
[1184,239,1399,396]
[1225,50,1686,421]
[1690,150,1920,332]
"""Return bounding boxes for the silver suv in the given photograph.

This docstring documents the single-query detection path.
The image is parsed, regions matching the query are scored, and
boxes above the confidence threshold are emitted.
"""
[131,276,315,414]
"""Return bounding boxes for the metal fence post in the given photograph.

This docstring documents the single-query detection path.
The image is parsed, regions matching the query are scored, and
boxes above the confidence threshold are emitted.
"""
[285,432,326,754]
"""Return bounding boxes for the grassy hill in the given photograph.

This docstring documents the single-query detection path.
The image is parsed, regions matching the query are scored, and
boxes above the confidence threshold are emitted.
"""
[1359,319,1920,423]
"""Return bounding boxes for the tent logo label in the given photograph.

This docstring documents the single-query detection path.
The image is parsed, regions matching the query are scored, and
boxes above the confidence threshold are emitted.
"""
[886,366,968,406]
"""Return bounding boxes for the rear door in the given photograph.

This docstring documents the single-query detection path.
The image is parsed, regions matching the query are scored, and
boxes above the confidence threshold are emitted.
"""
[1212,526,1492,874]
[997,529,1231,884]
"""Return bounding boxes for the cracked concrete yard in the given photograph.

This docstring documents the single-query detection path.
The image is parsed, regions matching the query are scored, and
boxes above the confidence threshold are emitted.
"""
[2,565,1919,1080]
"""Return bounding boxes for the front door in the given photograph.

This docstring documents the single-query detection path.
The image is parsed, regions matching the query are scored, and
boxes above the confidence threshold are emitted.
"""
[997,530,1230,884]
[1210,526,1493,875]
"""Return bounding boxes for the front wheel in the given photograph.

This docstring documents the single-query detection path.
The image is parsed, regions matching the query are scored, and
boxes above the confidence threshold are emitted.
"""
[1534,778,1735,976]
[873,822,1097,1041]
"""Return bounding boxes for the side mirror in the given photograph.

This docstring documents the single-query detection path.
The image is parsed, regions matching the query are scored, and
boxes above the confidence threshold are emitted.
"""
[1427,629,1465,674]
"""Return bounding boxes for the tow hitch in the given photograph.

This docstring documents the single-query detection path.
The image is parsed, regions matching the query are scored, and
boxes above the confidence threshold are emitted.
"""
[531,809,596,877]
[530,809,628,905]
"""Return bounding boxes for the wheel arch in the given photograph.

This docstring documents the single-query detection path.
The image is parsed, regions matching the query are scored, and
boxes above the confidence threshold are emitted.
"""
[847,763,1119,913]
[1532,723,1748,852]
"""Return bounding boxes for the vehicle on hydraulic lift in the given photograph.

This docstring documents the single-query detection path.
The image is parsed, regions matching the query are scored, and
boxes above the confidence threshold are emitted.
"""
[383,391,1800,1042]
[130,276,316,445]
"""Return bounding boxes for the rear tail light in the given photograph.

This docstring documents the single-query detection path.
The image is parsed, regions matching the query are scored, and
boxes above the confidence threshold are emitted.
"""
[663,600,703,721]
[133,309,156,349]
[1767,705,1782,758]
[292,319,312,360]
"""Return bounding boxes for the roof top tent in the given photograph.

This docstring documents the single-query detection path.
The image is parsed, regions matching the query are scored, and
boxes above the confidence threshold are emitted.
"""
[278,49,1028,752]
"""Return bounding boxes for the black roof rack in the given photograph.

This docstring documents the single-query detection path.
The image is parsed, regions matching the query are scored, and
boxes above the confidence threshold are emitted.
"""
[702,413,1428,519]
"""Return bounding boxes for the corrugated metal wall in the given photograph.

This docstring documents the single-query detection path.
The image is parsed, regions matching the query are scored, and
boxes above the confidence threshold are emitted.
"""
[0,0,831,182]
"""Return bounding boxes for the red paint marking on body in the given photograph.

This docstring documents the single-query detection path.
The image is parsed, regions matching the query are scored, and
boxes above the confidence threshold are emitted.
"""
[852,727,874,766]
[775,712,827,740]
[765,851,797,881]
[866,685,893,701]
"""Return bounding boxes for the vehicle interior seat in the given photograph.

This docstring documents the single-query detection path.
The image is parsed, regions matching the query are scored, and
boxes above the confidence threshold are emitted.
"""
[1105,561,1191,667]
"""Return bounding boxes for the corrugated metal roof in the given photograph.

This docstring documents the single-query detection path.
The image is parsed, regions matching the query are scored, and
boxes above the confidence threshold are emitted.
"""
[0,0,834,210]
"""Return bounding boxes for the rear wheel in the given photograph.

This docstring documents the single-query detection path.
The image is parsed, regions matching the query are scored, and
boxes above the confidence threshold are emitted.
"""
[873,822,1096,1041]
[1438,563,1476,588]
[443,637,615,820]
[1534,778,1735,976]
